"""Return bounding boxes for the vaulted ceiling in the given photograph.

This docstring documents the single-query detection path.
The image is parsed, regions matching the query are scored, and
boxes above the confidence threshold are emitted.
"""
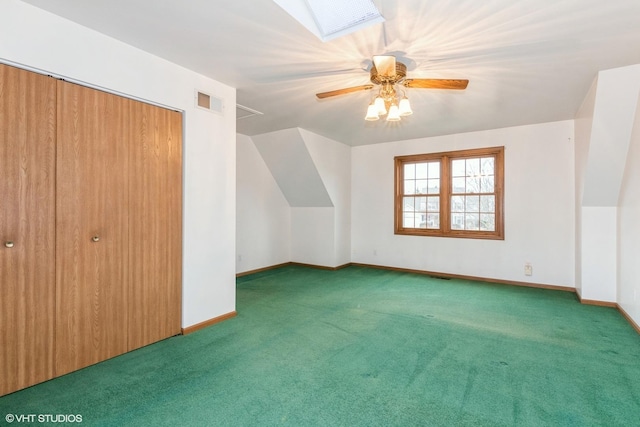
[21,0,640,146]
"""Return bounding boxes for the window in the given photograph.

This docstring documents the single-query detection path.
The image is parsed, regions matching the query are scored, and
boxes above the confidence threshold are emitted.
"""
[394,146,504,239]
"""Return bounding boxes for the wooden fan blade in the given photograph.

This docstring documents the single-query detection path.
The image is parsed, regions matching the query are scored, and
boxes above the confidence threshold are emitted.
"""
[403,79,469,90]
[316,85,374,99]
[373,55,396,77]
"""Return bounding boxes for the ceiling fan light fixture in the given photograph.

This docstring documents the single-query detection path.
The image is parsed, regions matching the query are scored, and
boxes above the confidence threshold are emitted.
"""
[387,104,401,121]
[374,96,387,115]
[398,97,413,116]
[315,54,469,124]
[365,103,380,121]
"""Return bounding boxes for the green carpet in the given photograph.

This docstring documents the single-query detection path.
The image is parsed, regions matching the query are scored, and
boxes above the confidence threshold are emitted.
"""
[1,265,639,426]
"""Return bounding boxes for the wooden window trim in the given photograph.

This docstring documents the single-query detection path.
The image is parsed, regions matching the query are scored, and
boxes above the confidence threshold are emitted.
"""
[394,146,504,240]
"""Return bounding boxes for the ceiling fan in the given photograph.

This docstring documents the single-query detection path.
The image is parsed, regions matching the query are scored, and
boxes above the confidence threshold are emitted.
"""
[316,55,468,121]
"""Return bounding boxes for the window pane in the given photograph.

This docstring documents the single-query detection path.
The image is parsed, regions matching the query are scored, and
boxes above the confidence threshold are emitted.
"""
[426,213,440,229]
[451,213,464,230]
[427,178,440,194]
[451,195,465,212]
[428,162,440,179]
[452,159,465,177]
[403,213,415,228]
[415,163,428,179]
[465,195,479,212]
[481,176,494,193]
[452,177,465,193]
[417,214,427,228]
[466,158,480,177]
[426,196,439,212]
[480,195,495,213]
[403,196,415,210]
[404,180,416,195]
[404,163,415,179]
[465,177,480,193]
[415,197,427,212]
[481,157,494,176]
[480,214,495,231]
[415,179,429,194]
[465,213,479,230]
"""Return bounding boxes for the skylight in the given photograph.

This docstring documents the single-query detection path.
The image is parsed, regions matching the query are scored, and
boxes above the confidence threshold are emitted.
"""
[273,0,384,42]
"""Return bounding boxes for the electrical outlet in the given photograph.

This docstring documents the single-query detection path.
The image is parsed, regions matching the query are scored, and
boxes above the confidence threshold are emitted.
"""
[524,262,533,276]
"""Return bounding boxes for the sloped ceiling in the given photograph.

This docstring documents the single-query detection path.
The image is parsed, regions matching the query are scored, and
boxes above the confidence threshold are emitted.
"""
[252,128,333,208]
[582,65,640,207]
[19,0,640,146]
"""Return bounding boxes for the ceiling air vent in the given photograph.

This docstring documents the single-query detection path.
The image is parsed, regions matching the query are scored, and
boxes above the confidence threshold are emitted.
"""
[236,104,264,120]
[195,90,224,114]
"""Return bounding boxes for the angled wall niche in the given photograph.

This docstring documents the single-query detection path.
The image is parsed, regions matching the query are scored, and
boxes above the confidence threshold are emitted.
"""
[252,128,333,208]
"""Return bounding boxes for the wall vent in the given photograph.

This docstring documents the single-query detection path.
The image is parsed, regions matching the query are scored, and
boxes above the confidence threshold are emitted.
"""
[236,104,264,120]
[195,90,223,114]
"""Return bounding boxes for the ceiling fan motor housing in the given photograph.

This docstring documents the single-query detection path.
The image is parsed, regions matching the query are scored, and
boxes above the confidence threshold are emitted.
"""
[370,61,407,84]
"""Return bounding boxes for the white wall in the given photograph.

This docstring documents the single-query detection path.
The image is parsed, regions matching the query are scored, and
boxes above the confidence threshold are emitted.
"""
[581,207,617,301]
[575,65,640,303]
[574,79,597,296]
[617,91,640,326]
[237,129,351,270]
[300,129,352,266]
[351,121,575,287]
[236,134,291,273]
[1,0,237,328]
[291,208,336,266]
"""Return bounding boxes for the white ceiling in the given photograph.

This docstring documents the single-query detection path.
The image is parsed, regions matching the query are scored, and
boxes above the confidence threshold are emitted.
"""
[21,0,640,146]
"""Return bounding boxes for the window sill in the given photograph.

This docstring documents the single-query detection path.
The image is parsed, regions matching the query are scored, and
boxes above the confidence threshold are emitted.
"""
[394,229,505,240]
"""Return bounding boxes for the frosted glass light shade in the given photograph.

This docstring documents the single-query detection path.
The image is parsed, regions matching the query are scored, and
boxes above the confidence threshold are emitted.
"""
[365,104,380,121]
[374,96,387,115]
[387,104,401,121]
[398,97,413,116]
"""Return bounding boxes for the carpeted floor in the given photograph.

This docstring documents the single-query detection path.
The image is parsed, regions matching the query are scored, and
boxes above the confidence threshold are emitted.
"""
[1,265,639,426]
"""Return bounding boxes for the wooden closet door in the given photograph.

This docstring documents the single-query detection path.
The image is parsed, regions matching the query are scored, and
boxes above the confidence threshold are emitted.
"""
[55,81,130,375]
[0,64,56,396]
[128,102,182,351]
